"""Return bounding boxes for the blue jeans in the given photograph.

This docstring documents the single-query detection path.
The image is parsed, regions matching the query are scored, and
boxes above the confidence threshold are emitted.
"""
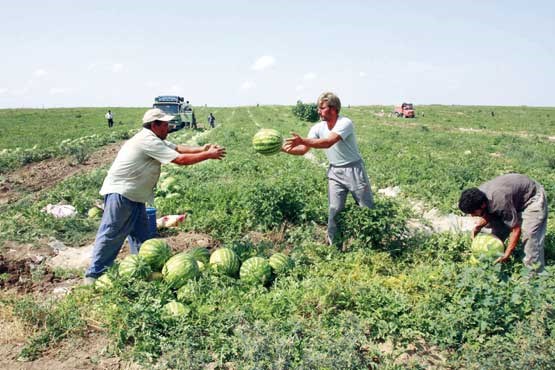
[85,193,149,278]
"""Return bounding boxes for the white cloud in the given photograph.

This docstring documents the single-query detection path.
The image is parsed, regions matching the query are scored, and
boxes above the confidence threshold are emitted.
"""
[240,81,255,90]
[295,85,304,91]
[34,69,47,77]
[49,87,72,95]
[0,88,7,94]
[359,72,367,77]
[251,56,275,71]
[303,72,316,80]
[112,63,124,73]
[87,63,97,71]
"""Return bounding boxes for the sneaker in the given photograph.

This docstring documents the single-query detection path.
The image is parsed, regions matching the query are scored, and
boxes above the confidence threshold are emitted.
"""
[82,277,97,286]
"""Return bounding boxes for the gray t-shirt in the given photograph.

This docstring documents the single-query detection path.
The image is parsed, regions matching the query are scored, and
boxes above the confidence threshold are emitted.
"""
[307,116,362,166]
[479,173,539,228]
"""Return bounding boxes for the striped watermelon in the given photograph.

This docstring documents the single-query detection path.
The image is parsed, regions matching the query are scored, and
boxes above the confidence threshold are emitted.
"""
[119,255,151,280]
[209,248,240,276]
[176,282,200,303]
[163,300,188,317]
[252,128,283,155]
[187,247,210,264]
[240,256,272,285]
[269,252,293,274]
[139,239,172,271]
[95,273,113,290]
[162,252,200,288]
[469,233,505,265]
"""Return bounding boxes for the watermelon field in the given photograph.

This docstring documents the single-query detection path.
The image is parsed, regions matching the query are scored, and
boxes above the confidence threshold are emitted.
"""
[2,104,555,369]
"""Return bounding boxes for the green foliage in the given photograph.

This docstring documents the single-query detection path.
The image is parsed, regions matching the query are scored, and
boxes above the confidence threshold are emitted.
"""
[292,100,319,122]
[3,104,555,368]
[335,198,411,252]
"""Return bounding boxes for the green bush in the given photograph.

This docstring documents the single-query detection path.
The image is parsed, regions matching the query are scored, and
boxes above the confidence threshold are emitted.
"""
[292,100,319,122]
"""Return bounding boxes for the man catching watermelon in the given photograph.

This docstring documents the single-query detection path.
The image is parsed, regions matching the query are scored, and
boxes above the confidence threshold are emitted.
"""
[282,92,374,247]
[84,108,226,284]
[458,173,548,272]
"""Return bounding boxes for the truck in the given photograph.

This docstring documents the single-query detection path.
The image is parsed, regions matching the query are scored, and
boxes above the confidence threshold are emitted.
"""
[152,96,196,132]
[394,102,415,118]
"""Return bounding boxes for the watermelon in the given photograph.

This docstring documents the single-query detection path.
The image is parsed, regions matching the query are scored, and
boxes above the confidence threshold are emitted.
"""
[162,252,200,288]
[470,233,505,264]
[118,255,152,280]
[139,239,172,271]
[240,256,272,285]
[252,128,283,155]
[88,207,102,219]
[176,282,200,303]
[209,248,240,276]
[187,247,210,264]
[163,300,188,317]
[269,252,293,274]
[95,273,113,290]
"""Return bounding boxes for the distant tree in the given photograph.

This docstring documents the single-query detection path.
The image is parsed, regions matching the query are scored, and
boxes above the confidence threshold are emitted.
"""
[292,100,319,122]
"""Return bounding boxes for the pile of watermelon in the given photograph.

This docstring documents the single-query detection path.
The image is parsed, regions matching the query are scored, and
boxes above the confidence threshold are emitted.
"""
[94,237,294,318]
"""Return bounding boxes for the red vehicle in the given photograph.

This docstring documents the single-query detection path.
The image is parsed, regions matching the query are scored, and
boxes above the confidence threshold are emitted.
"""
[394,102,415,118]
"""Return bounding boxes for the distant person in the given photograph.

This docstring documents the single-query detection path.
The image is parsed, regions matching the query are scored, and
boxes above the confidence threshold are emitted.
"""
[184,100,192,111]
[84,108,226,284]
[208,113,216,129]
[105,110,114,128]
[282,91,374,247]
[491,111,495,117]
[458,173,548,272]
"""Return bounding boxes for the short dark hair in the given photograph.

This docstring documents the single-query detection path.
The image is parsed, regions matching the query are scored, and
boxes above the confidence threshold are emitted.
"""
[458,188,487,214]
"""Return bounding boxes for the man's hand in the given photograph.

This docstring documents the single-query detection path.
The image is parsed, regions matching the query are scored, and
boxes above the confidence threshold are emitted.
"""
[494,254,511,264]
[285,132,304,148]
[206,144,226,160]
[201,144,211,151]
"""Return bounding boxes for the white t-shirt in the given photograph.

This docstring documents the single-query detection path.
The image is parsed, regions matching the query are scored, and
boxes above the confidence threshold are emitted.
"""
[100,128,179,204]
[307,116,362,166]
[105,112,113,119]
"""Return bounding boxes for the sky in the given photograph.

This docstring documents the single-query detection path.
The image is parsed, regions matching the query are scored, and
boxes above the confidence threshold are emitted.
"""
[1,0,554,108]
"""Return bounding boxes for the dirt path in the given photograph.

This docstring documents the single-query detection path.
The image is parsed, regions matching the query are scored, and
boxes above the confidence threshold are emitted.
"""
[0,142,122,206]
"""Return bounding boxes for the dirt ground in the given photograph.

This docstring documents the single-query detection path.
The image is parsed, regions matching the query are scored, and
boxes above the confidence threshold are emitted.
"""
[0,142,121,206]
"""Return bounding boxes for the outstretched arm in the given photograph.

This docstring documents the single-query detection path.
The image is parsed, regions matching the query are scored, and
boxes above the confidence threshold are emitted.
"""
[171,144,226,165]
[282,132,342,155]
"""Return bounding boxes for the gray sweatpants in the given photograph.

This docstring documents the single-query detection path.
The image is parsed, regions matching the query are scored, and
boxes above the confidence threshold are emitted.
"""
[327,160,374,244]
[488,187,548,272]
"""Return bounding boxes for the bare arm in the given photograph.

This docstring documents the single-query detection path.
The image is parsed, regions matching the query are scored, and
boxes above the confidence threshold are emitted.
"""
[471,216,490,239]
[495,225,521,264]
[171,144,226,165]
[282,132,342,155]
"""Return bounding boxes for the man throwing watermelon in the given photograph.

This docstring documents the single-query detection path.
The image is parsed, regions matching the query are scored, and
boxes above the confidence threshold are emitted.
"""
[84,108,226,284]
[282,92,374,246]
[458,173,548,272]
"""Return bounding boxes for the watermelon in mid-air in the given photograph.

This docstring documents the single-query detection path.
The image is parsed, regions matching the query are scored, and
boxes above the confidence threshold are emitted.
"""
[252,128,283,155]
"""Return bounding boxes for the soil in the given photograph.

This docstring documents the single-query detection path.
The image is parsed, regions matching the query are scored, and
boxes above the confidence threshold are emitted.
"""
[0,142,121,206]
